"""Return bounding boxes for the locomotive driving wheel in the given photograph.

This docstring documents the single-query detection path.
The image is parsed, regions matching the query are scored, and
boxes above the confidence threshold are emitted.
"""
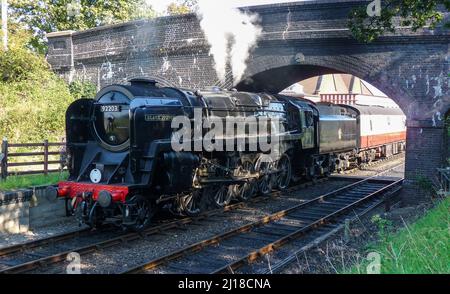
[205,184,233,208]
[178,189,203,217]
[232,158,257,202]
[255,155,276,195]
[276,154,292,190]
[124,195,155,232]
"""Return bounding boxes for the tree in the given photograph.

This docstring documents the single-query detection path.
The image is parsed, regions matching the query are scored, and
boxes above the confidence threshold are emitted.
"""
[167,0,198,15]
[9,0,156,53]
[0,24,49,82]
[349,0,449,43]
[179,0,198,9]
[167,3,191,15]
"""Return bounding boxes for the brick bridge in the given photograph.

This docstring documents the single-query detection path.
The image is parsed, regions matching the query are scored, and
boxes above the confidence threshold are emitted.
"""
[46,0,449,203]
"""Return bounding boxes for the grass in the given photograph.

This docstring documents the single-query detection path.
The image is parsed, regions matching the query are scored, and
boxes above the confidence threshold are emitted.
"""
[346,197,450,274]
[0,172,68,191]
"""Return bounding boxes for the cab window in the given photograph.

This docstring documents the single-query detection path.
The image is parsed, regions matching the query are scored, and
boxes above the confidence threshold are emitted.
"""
[305,111,314,127]
[299,111,305,129]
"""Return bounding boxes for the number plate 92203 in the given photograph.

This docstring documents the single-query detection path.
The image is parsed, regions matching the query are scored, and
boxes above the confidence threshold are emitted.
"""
[100,105,121,112]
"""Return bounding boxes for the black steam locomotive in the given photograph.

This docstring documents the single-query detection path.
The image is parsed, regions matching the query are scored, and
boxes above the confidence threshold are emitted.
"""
[55,79,403,231]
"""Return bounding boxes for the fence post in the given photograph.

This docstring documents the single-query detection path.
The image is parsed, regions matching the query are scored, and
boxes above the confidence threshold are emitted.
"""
[43,139,49,176]
[1,138,8,179]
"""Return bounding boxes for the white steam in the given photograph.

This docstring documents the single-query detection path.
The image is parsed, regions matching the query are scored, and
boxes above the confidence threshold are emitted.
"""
[196,0,262,85]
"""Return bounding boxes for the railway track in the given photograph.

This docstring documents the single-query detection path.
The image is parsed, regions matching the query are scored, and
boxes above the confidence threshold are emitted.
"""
[0,202,249,274]
[122,167,403,274]
[0,177,330,274]
[0,156,404,274]
[341,152,405,175]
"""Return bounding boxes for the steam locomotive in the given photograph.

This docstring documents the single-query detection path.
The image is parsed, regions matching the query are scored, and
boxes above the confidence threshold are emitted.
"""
[54,79,406,231]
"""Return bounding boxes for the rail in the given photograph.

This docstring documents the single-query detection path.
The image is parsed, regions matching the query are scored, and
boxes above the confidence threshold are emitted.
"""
[0,139,67,179]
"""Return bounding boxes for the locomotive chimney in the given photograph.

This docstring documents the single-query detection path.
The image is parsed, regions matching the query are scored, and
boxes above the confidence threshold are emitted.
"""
[129,78,158,88]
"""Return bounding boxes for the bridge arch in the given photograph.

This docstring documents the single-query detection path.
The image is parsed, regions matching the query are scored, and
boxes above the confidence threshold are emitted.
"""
[235,55,414,117]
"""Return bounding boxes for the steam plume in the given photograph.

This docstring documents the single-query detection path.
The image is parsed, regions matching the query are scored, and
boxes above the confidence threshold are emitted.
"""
[196,0,262,85]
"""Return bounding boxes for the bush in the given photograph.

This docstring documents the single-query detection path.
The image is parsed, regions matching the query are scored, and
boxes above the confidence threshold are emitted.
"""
[0,29,76,143]
[0,46,49,82]
[0,27,49,82]
[69,80,97,99]
[0,73,75,142]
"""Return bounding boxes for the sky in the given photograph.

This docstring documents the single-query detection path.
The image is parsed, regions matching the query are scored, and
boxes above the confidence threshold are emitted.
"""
[146,0,304,14]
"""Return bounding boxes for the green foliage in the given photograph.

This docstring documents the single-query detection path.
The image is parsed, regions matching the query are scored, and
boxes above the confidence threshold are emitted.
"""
[0,30,75,143]
[0,75,74,142]
[166,0,197,16]
[69,80,97,99]
[371,214,393,241]
[0,172,68,191]
[349,0,449,43]
[447,114,450,133]
[167,3,192,16]
[347,198,450,273]
[415,174,434,195]
[9,0,156,52]
[0,27,49,82]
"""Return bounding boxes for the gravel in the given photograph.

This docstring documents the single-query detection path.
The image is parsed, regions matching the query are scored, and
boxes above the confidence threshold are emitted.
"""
[0,218,84,249]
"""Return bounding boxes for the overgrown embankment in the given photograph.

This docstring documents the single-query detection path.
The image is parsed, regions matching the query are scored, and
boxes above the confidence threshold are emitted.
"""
[349,197,450,274]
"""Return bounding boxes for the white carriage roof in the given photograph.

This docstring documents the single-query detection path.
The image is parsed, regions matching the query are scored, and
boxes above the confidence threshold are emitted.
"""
[344,104,405,116]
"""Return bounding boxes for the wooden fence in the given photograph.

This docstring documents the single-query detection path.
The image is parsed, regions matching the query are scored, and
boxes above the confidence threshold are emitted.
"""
[0,139,67,179]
